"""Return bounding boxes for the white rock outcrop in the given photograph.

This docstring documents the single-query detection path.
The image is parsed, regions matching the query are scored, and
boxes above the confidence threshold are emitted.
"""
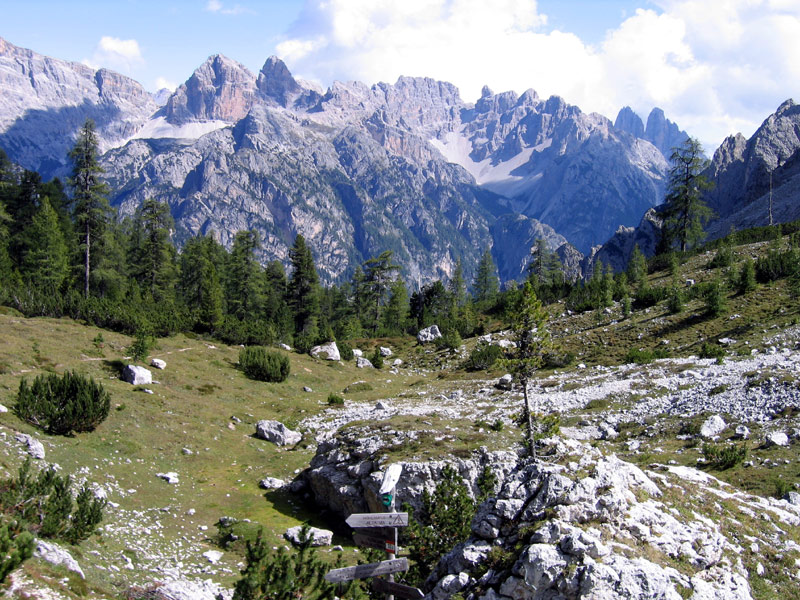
[417,325,442,343]
[255,420,302,446]
[122,364,152,385]
[310,341,340,361]
[284,526,333,547]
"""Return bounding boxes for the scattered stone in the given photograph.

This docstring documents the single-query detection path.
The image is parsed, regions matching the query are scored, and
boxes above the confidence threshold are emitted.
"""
[735,425,750,440]
[122,364,152,385]
[0,404,8,413]
[154,579,228,600]
[142,389,154,394]
[352,349,363,357]
[356,357,374,369]
[35,540,84,578]
[255,420,302,446]
[379,346,392,357]
[496,339,516,349]
[303,386,313,393]
[150,358,166,369]
[15,433,45,459]
[417,325,442,344]
[765,431,790,447]
[280,343,292,351]
[497,374,513,390]
[718,338,737,346]
[392,358,403,366]
[284,526,333,547]
[310,341,340,361]
[202,550,223,564]
[375,400,389,410]
[259,477,285,490]
[700,415,727,438]
[156,472,179,484]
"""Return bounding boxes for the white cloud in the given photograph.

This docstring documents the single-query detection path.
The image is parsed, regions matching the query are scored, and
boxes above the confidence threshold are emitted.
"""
[155,76,178,91]
[276,0,800,150]
[84,36,144,74]
[205,0,252,15]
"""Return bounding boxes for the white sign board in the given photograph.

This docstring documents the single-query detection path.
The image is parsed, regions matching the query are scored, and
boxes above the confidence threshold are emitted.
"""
[379,463,403,494]
[345,512,408,528]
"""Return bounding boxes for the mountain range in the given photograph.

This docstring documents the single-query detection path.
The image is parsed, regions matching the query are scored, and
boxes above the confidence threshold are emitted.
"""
[2,36,797,285]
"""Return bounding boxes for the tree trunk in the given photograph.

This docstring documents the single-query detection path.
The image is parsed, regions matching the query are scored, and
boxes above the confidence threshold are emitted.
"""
[84,222,90,299]
[523,379,536,460]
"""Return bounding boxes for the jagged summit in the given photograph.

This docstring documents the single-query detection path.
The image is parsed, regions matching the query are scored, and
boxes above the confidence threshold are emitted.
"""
[162,54,257,125]
[614,106,689,159]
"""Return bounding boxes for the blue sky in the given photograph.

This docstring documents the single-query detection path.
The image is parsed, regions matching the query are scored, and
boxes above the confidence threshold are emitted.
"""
[3,1,799,150]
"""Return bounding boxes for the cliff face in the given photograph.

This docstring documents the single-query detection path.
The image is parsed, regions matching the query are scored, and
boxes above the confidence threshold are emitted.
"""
[1,38,693,283]
[0,36,157,178]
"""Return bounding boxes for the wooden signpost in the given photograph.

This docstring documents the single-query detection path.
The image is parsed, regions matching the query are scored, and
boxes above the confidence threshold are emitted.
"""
[326,464,424,600]
[324,558,409,583]
[346,512,408,528]
[372,577,425,599]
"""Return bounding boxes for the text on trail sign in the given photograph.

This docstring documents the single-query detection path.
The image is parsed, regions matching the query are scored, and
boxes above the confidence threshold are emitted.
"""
[345,512,408,528]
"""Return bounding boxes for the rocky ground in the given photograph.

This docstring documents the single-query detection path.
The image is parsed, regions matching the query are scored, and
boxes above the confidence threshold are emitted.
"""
[5,325,800,598]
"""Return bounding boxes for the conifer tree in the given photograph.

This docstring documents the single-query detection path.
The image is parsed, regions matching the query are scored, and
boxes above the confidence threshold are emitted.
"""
[287,234,320,340]
[69,119,111,298]
[129,198,175,300]
[381,277,410,335]
[226,230,263,321]
[661,137,714,253]
[473,247,499,305]
[22,197,68,292]
[360,250,400,335]
[498,282,553,456]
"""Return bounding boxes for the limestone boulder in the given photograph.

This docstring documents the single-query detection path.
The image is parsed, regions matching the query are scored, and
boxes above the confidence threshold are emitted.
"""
[122,364,152,385]
[255,420,302,446]
[417,325,442,344]
[310,341,340,361]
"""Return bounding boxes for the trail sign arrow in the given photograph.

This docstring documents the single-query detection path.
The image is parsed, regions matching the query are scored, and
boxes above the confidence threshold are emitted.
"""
[379,464,403,494]
[353,531,396,552]
[324,558,409,583]
[371,578,424,599]
[346,512,408,528]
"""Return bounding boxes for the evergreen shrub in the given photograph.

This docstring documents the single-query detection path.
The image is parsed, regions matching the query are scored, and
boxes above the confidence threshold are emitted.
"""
[0,517,33,583]
[338,341,354,361]
[14,371,110,435]
[239,347,290,382]
[463,343,504,371]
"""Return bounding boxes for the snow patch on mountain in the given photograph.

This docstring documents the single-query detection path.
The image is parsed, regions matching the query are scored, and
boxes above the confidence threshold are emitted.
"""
[430,129,543,196]
[124,116,229,144]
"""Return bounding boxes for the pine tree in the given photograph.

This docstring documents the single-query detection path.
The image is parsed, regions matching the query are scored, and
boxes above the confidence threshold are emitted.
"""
[226,230,263,321]
[359,250,400,335]
[69,119,111,298]
[287,234,320,340]
[22,197,68,292]
[473,247,499,306]
[498,282,553,456]
[661,137,714,253]
[627,244,647,288]
[179,235,226,331]
[129,198,175,300]
[381,277,410,335]
[0,517,33,583]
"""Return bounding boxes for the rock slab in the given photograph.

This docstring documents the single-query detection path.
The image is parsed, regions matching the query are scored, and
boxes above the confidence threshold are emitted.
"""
[255,420,302,446]
[122,364,153,385]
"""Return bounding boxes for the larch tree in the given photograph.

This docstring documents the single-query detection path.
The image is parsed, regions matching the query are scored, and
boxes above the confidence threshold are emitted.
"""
[22,197,68,292]
[68,119,110,298]
[360,250,400,335]
[661,137,714,253]
[287,234,320,341]
[473,247,499,305]
[498,281,553,457]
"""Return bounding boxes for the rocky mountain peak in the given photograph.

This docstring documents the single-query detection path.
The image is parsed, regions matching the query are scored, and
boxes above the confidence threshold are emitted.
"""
[614,106,645,139]
[645,107,688,157]
[163,54,257,124]
[256,55,301,106]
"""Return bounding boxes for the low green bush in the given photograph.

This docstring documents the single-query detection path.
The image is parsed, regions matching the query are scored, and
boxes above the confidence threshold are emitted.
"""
[699,342,726,360]
[702,442,747,470]
[623,347,669,365]
[343,382,373,393]
[327,393,344,405]
[239,347,290,382]
[338,341,354,361]
[463,344,504,371]
[14,371,110,435]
